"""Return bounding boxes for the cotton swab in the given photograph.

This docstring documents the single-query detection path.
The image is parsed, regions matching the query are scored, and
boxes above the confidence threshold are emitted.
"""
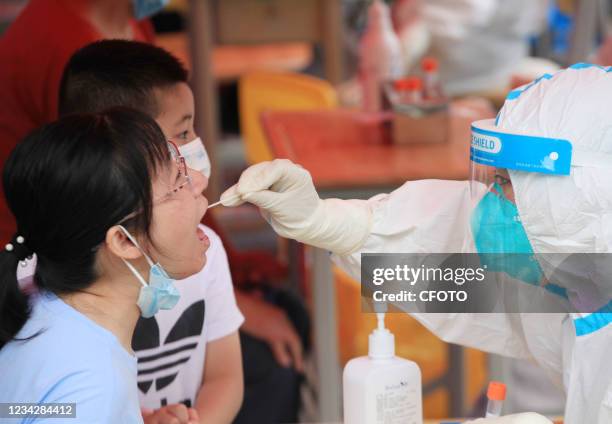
[207,192,242,209]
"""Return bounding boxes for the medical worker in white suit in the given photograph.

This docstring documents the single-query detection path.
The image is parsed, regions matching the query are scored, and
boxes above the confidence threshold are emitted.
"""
[222,64,612,423]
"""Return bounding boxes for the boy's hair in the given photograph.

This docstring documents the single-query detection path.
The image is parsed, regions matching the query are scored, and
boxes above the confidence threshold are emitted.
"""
[59,40,188,117]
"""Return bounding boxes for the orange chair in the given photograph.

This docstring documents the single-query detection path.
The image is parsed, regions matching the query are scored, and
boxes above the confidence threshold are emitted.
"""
[239,71,338,164]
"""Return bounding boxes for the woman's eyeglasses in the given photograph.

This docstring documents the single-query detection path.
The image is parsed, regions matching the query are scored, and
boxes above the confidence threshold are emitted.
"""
[155,140,192,203]
[117,141,192,224]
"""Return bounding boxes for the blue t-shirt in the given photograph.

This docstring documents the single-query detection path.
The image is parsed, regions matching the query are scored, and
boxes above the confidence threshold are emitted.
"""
[0,291,142,423]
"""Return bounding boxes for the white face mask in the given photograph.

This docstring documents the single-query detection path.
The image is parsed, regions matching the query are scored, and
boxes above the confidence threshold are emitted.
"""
[178,137,211,178]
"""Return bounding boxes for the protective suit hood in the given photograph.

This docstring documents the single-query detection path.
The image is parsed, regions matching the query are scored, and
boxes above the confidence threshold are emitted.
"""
[496,64,612,255]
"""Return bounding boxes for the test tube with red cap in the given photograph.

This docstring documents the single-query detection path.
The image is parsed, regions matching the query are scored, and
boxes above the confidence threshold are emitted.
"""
[421,56,443,100]
[394,76,422,104]
[485,381,506,418]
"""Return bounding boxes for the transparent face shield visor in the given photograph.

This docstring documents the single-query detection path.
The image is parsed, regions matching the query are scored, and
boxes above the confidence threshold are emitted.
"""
[468,119,577,284]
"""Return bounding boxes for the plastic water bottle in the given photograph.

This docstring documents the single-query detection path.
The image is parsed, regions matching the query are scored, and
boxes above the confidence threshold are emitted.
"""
[359,0,403,112]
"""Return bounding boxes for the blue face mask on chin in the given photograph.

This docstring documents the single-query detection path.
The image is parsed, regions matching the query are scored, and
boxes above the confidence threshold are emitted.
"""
[118,226,180,318]
[471,183,543,285]
[135,263,180,318]
[132,0,170,20]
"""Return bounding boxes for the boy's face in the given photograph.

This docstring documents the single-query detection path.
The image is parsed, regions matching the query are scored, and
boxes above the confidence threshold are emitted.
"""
[154,82,197,146]
[154,81,211,180]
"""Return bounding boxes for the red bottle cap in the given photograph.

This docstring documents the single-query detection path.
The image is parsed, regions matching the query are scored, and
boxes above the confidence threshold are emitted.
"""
[421,57,439,72]
[394,77,422,91]
[487,381,507,401]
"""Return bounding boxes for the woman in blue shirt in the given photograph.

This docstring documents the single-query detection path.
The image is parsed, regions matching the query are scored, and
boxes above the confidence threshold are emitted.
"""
[0,107,208,423]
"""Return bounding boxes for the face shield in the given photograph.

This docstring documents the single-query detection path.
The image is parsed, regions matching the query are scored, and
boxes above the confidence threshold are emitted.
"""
[468,119,612,301]
[468,118,574,286]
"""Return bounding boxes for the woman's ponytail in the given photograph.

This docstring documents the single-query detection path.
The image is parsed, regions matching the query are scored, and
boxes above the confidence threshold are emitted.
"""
[0,250,30,350]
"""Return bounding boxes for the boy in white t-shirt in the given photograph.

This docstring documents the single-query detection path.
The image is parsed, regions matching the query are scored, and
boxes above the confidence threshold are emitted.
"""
[58,40,245,423]
[131,227,243,412]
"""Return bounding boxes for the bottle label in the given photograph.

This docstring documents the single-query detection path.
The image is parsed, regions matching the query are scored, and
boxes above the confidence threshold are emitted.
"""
[372,377,421,423]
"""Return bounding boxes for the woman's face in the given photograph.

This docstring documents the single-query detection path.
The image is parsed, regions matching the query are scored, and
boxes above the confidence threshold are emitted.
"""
[145,158,210,279]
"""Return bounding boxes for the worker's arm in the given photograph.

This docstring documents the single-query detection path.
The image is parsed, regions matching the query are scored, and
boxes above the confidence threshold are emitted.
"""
[221,160,539,360]
[221,159,372,256]
[194,332,243,424]
[330,177,474,281]
[221,159,473,277]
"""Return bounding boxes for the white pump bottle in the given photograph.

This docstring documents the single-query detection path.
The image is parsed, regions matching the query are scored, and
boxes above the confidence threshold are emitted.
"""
[343,312,422,424]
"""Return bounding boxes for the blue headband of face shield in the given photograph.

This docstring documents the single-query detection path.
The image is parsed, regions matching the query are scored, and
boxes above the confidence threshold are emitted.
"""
[470,118,612,175]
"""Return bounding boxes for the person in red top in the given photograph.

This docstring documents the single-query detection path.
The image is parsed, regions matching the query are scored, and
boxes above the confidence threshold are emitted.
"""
[0,0,155,244]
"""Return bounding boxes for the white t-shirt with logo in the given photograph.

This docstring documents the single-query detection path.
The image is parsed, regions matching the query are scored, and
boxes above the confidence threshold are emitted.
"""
[131,225,244,409]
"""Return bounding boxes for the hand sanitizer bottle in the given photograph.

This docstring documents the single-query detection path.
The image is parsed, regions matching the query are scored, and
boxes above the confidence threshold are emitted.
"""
[343,312,422,424]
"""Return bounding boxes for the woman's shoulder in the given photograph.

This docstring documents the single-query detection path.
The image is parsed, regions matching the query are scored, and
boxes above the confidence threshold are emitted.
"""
[0,356,139,423]
[2,292,135,372]
[0,294,139,421]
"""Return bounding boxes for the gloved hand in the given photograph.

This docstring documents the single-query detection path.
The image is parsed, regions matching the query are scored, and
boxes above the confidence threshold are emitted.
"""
[464,412,553,424]
[220,159,372,255]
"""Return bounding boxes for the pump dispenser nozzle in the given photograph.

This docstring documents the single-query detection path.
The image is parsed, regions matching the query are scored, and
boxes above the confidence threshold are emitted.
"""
[377,312,385,330]
[369,312,395,359]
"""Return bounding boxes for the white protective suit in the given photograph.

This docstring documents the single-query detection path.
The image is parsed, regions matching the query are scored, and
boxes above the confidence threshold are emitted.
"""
[335,65,612,423]
[334,65,612,424]
[420,0,553,95]
[222,64,612,423]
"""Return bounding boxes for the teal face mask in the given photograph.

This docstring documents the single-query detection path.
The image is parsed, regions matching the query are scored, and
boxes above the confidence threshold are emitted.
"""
[470,183,543,285]
[118,226,180,318]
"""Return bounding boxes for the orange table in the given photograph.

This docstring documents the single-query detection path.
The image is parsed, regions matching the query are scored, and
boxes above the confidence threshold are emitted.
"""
[262,100,495,421]
[262,99,495,191]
